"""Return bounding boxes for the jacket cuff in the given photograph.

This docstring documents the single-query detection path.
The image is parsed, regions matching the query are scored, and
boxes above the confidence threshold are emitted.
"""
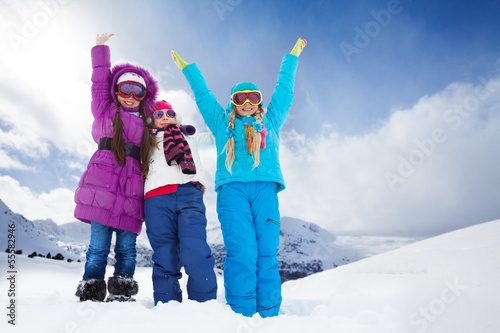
[91,45,111,69]
[282,53,299,76]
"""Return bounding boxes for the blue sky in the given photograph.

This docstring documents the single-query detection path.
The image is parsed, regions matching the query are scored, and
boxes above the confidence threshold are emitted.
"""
[1,0,500,236]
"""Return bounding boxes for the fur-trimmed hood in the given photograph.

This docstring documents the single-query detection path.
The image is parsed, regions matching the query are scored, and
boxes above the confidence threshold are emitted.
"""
[110,63,158,114]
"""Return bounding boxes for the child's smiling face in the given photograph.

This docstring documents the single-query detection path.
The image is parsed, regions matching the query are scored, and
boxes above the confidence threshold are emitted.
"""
[117,95,140,108]
[235,102,259,117]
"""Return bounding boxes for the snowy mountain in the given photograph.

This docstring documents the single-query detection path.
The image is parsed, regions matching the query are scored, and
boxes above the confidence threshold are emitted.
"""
[1,199,417,282]
[0,200,79,261]
[207,216,356,281]
[1,217,498,332]
[208,216,383,282]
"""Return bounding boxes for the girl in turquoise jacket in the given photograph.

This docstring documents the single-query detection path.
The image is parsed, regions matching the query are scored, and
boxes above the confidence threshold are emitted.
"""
[171,38,306,317]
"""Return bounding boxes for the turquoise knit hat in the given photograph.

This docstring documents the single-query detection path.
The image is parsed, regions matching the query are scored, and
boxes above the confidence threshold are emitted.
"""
[230,82,260,95]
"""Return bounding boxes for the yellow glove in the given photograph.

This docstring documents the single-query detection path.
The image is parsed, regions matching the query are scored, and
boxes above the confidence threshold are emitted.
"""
[171,50,189,70]
[290,38,307,57]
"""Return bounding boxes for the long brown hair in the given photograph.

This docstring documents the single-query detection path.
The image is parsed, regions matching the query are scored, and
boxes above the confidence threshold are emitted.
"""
[140,120,156,180]
[110,99,154,180]
[111,101,126,165]
[224,104,265,173]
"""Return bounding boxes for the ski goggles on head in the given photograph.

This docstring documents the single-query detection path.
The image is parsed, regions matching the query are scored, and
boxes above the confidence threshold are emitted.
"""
[153,109,176,120]
[117,81,147,101]
[231,90,262,106]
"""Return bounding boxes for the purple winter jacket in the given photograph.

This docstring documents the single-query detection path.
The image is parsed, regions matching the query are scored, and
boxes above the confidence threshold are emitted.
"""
[74,45,158,235]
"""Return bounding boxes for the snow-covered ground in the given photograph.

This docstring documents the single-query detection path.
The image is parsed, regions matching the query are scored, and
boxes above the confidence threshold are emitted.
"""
[1,219,499,333]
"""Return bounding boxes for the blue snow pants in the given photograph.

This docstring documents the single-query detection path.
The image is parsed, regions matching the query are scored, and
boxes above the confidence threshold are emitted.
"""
[217,181,282,317]
[144,183,217,305]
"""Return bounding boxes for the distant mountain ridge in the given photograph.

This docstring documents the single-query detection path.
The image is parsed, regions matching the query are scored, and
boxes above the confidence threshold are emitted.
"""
[206,216,353,282]
[0,199,417,282]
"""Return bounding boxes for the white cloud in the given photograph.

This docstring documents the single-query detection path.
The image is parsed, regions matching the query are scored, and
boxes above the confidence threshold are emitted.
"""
[0,176,76,224]
[0,150,31,170]
[278,75,500,236]
[0,2,95,163]
[158,89,209,131]
[0,125,50,159]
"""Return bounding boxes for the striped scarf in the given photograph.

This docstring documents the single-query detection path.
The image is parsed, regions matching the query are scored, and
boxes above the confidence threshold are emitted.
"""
[162,124,196,174]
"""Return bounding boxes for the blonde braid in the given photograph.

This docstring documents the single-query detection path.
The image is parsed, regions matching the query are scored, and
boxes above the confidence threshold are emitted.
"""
[224,110,236,173]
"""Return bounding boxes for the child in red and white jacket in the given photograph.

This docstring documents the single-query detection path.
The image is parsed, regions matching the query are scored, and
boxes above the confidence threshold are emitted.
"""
[143,100,217,305]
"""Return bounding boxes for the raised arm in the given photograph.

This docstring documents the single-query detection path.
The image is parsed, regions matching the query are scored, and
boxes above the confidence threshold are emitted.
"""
[91,33,115,118]
[171,51,225,135]
[266,38,307,132]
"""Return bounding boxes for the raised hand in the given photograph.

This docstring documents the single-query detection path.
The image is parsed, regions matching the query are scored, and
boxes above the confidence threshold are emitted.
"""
[96,33,115,46]
[290,38,307,57]
[171,50,189,70]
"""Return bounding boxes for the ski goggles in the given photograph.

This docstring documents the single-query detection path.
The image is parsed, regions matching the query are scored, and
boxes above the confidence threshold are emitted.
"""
[153,109,176,119]
[231,90,262,106]
[117,81,147,101]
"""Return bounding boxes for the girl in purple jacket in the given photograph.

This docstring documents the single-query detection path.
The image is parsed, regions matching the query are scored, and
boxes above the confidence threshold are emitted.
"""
[74,33,158,302]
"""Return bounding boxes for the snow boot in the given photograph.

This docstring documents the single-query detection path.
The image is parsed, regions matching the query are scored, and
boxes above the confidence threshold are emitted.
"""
[75,279,107,302]
[106,275,138,302]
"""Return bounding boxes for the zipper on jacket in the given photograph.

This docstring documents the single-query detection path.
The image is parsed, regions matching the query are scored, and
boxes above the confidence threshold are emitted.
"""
[267,218,280,227]
[217,186,223,202]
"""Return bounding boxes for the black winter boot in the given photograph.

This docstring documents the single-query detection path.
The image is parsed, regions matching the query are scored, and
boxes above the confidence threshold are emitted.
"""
[75,279,107,302]
[106,275,139,302]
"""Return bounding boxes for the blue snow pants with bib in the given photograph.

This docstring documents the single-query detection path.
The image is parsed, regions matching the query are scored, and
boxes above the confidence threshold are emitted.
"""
[217,181,282,317]
[144,183,217,305]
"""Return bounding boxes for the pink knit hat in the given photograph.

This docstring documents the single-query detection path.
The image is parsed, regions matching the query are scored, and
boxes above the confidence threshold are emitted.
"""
[153,100,173,112]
